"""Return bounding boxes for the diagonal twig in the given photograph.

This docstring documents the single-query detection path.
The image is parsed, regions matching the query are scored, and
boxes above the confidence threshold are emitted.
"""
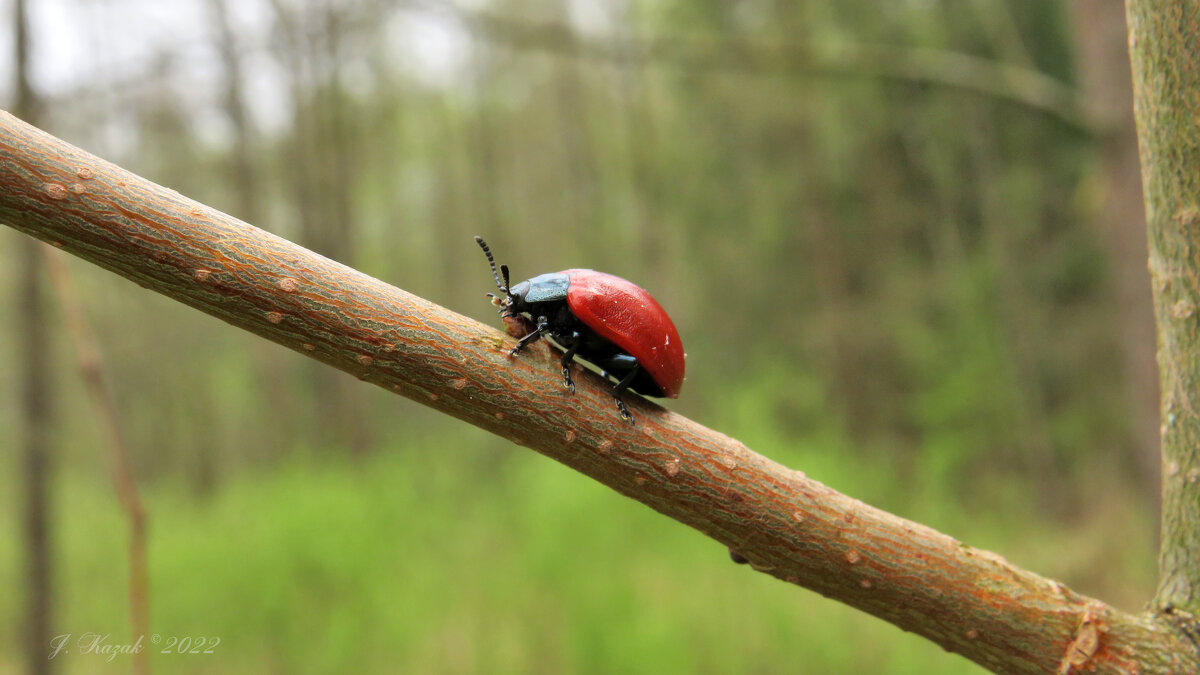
[42,246,150,675]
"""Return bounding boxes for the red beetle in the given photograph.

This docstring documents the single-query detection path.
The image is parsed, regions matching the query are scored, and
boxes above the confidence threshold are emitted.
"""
[475,237,685,422]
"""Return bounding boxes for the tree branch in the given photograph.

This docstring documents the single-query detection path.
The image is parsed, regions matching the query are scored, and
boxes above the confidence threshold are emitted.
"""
[1,110,1193,673]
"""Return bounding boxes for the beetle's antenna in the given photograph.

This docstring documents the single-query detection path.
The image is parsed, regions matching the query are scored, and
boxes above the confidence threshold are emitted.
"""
[474,236,506,292]
[500,264,511,293]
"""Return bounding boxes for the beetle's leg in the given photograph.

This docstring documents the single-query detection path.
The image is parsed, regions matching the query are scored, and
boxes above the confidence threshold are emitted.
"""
[510,316,549,356]
[611,364,640,424]
[558,331,581,394]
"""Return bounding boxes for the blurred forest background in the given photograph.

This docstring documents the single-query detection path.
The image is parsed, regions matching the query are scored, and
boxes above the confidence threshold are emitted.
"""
[0,0,1161,673]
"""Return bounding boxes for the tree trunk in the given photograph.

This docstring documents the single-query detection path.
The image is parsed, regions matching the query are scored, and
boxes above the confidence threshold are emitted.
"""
[1127,0,1200,624]
[1068,0,1161,511]
[269,0,369,456]
[19,225,53,675]
[207,0,260,226]
[13,0,54,672]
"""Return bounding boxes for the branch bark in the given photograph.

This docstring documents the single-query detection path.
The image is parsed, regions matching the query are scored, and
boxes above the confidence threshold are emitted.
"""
[1,110,1195,673]
[1127,1,1200,626]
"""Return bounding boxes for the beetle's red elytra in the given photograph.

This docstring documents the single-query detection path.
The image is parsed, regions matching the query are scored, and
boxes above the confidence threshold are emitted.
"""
[560,269,685,398]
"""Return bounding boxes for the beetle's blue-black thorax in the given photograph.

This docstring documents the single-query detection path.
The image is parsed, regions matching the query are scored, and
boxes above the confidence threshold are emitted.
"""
[510,272,570,304]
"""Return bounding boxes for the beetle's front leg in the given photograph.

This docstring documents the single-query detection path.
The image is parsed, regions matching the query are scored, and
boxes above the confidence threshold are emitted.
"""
[510,316,549,357]
[557,331,582,394]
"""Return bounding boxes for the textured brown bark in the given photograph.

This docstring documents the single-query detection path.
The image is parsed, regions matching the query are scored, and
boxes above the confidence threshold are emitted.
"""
[1127,0,1200,626]
[2,111,1198,673]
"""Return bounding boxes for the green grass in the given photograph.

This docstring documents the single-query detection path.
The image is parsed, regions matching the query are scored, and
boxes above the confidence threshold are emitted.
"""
[0,429,1155,674]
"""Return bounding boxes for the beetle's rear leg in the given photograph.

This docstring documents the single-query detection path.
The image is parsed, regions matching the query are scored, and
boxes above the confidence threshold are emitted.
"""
[511,316,549,356]
[611,364,640,424]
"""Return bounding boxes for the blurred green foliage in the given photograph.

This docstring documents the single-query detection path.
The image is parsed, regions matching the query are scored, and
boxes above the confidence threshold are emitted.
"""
[0,435,1155,674]
[0,0,1160,672]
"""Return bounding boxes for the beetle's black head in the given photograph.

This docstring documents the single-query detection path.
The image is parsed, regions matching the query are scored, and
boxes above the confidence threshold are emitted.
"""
[475,236,523,316]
